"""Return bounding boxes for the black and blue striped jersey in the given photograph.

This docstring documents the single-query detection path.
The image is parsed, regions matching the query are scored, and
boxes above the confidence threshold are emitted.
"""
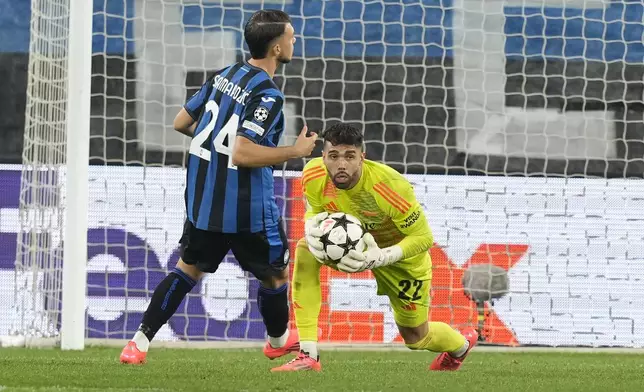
[184,62,285,233]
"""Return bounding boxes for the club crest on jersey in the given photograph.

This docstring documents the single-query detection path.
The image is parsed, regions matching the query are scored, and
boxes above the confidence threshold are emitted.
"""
[254,106,269,123]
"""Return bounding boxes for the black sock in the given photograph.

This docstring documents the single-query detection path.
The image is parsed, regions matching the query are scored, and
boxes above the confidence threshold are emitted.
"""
[138,268,196,341]
[257,283,289,338]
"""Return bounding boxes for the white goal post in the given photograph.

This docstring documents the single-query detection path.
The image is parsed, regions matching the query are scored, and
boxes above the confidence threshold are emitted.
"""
[3,0,644,350]
[60,0,92,351]
[1,0,92,350]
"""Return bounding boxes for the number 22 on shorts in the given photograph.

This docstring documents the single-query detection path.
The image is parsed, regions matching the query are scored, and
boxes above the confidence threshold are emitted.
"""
[398,279,423,301]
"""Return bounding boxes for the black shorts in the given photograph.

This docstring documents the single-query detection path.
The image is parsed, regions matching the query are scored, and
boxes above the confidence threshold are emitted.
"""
[178,219,290,281]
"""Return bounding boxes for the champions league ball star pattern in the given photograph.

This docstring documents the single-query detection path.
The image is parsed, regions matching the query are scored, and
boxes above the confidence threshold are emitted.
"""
[318,213,366,263]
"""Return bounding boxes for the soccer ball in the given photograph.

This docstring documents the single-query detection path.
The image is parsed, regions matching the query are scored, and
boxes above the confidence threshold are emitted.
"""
[319,212,366,263]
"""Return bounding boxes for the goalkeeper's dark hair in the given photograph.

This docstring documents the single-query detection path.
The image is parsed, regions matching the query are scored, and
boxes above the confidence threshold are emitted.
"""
[322,123,364,149]
[244,10,292,59]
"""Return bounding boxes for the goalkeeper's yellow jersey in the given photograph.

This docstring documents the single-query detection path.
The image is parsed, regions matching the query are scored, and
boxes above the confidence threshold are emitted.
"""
[301,157,433,273]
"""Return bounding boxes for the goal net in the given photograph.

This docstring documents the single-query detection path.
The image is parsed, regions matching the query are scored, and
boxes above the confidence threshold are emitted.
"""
[5,0,644,348]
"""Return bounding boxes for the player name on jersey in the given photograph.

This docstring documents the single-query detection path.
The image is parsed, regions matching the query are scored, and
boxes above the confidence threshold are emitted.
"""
[213,74,251,105]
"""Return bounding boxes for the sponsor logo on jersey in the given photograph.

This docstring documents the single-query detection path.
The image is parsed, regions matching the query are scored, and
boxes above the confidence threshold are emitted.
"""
[365,222,378,230]
[400,209,420,229]
[242,120,265,136]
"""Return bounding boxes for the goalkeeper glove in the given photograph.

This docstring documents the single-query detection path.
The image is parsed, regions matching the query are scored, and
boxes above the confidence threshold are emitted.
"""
[305,212,329,262]
[337,233,404,273]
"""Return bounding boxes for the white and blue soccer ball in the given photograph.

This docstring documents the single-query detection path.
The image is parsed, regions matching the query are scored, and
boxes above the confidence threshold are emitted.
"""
[319,212,366,263]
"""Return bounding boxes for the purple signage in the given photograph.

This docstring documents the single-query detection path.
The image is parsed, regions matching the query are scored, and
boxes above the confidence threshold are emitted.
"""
[0,167,291,341]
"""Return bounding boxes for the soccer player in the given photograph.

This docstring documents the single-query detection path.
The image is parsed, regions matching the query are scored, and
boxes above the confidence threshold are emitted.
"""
[271,123,478,372]
[120,9,317,364]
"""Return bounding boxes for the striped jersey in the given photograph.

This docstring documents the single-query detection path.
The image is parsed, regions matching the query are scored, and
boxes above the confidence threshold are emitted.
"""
[184,62,285,233]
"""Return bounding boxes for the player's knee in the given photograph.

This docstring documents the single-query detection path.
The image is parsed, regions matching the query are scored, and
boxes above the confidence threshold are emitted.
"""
[259,270,289,289]
[295,239,318,265]
[294,256,320,283]
[404,334,427,350]
[296,237,308,249]
[175,259,205,281]
[292,240,323,291]
[399,323,429,349]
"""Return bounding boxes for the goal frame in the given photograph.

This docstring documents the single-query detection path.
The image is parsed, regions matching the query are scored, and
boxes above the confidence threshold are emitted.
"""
[60,0,92,351]
[8,0,642,351]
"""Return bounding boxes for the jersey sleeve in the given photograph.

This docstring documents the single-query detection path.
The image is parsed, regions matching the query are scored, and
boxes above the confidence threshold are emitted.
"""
[371,179,434,259]
[301,161,328,220]
[183,80,212,121]
[237,89,284,144]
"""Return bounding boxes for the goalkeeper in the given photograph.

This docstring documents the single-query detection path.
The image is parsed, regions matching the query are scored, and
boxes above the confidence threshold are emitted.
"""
[272,123,477,372]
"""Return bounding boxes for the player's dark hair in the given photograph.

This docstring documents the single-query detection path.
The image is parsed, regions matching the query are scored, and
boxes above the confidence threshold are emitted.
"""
[322,123,364,149]
[244,10,292,59]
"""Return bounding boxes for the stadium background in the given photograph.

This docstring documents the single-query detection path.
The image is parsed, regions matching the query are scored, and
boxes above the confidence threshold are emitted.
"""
[1,0,643,348]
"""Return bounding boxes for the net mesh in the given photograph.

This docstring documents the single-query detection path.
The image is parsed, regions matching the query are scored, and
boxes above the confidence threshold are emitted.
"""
[11,0,69,340]
[9,0,644,347]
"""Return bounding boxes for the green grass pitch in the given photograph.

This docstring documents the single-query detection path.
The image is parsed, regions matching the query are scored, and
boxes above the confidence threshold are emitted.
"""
[0,347,642,391]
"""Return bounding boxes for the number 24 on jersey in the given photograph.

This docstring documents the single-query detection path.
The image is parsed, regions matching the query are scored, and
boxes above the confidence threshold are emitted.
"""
[189,100,238,170]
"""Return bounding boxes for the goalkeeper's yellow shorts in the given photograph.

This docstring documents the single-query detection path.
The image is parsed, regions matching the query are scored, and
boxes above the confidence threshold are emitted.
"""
[371,252,431,328]
[323,249,432,328]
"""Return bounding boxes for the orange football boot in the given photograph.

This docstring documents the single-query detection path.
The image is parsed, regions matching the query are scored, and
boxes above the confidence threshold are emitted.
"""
[119,341,147,365]
[271,351,322,372]
[429,327,478,371]
[263,329,301,360]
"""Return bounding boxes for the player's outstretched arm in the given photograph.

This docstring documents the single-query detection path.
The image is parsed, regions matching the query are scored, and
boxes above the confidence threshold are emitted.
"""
[232,126,317,167]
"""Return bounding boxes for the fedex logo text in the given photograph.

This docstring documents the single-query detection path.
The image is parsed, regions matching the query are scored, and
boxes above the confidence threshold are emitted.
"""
[3,167,644,347]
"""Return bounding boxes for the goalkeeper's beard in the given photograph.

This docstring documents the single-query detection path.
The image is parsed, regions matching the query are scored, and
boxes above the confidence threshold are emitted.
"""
[332,171,358,189]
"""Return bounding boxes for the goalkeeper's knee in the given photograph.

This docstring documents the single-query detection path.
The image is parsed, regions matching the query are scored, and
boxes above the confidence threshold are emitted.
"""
[404,322,467,353]
[404,330,432,351]
[295,238,320,267]
[292,238,322,289]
